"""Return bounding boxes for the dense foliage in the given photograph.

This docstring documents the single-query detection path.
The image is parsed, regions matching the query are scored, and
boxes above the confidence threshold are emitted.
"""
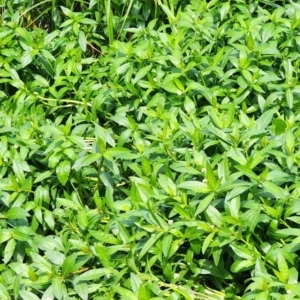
[1,0,300,299]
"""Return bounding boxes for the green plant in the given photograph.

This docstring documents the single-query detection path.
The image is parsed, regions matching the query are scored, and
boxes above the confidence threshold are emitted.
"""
[1,0,300,299]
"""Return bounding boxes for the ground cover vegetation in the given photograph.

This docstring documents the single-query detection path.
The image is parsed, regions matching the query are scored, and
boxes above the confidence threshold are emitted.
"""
[0,0,300,299]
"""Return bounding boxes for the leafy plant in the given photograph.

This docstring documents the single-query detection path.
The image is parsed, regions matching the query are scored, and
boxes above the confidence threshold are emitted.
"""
[1,0,300,299]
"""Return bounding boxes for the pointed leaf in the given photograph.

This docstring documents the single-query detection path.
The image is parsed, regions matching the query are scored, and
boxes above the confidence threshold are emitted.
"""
[74,282,88,300]
[177,181,210,193]
[262,181,289,199]
[77,268,113,281]
[195,193,215,217]
[72,153,102,170]
[56,160,71,186]
[5,207,29,220]
[62,253,78,277]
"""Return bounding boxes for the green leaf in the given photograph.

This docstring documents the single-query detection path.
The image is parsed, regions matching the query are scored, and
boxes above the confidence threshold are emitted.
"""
[77,268,113,281]
[79,18,97,25]
[225,185,252,201]
[276,228,300,236]
[205,206,223,228]
[74,282,88,300]
[30,252,52,273]
[157,80,181,94]
[19,290,40,300]
[262,181,289,199]
[13,226,35,240]
[15,27,33,45]
[262,22,275,42]
[205,161,217,190]
[38,55,55,77]
[130,272,142,293]
[114,286,138,300]
[208,107,224,129]
[276,252,289,283]
[202,231,215,254]
[138,285,149,300]
[194,193,215,217]
[43,30,60,46]
[241,209,260,232]
[274,119,286,135]
[62,253,78,277]
[285,201,300,219]
[177,181,210,193]
[158,174,177,196]
[52,277,64,300]
[5,207,29,220]
[89,230,118,244]
[56,160,71,186]
[60,6,73,17]
[139,232,164,260]
[242,70,253,84]
[132,64,152,85]
[286,129,295,154]
[161,234,173,259]
[44,209,55,230]
[141,156,152,176]
[116,62,131,75]
[206,125,233,145]
[20,50,33,68]
[170,162,200,175]
[286,88,293,109]
[231,260,255,273]
[105,147,138,159]
[72,153,102,170]
[0,283,10,300]
[95,244,113,268]
[220,2,230,21]
[13,276,20,300]
[254,109,275,130]
[186,81,213,103]
[79,31,87,52]
[34,185,50,206]
[3,238,16,265]
[230,243,253,260]
[234,165,258,182]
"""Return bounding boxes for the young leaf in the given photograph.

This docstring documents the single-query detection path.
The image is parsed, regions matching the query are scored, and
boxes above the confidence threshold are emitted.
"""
[205,161,217,191]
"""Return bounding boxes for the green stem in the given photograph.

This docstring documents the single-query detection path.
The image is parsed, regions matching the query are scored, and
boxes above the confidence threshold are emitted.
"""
[19,0,52,18]
[37,95,91,107]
